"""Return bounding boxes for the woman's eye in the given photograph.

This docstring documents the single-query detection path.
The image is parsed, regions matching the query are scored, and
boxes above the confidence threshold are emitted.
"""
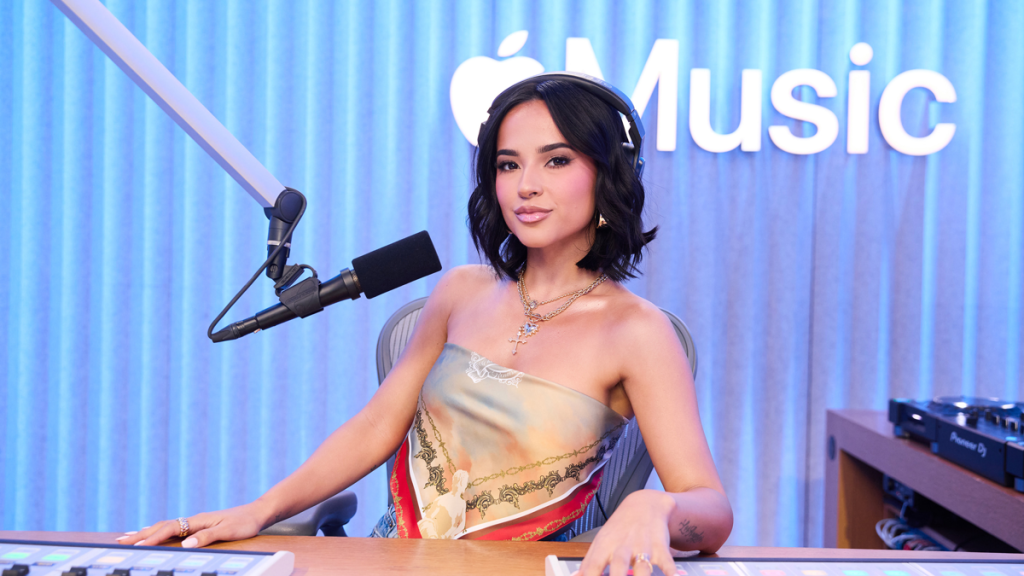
[497,160,518,172]
[548,156,571,168]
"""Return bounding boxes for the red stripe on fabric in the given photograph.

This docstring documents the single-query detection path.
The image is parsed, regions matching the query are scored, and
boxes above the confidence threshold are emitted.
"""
[390,439,422,539]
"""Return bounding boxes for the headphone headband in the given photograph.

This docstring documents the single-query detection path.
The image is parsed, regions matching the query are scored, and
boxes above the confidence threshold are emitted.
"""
[523,72,645,179]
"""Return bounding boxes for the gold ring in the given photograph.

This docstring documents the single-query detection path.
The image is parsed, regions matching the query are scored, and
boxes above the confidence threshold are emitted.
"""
[633,552,653,573]
[177,517,190,539]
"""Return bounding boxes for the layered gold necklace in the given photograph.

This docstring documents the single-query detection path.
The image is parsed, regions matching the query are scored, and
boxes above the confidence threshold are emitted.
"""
[508,269,608,355]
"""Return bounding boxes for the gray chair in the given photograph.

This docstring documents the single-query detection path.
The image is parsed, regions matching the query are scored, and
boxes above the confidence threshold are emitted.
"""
[263,297,698,539]
[258,491,358,537]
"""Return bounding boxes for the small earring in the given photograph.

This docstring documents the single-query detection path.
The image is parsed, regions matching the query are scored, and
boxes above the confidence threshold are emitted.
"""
[597,214,608,228]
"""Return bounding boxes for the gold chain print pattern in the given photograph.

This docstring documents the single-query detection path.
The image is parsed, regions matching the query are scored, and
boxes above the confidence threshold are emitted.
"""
[415,400,623,518]
[464,436,618,518]
[412,408,448,495]
[422,403,624,489]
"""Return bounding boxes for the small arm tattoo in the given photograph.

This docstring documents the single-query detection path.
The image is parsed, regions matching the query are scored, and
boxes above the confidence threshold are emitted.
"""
[264,513,285,529]
[678,519,705,544]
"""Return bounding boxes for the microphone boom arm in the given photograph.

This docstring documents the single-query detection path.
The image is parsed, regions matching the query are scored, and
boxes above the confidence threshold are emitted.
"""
[51,0,446,343]
[51,0,283,208]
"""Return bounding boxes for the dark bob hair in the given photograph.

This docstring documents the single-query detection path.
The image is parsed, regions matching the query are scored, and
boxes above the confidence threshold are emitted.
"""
[467,77,657,283]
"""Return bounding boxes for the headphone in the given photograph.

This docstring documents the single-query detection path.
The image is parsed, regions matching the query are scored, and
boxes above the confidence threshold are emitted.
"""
[509,71,646,180]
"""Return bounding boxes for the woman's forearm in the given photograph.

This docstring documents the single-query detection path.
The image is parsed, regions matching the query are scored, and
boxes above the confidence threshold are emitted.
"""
[251,408,404,528]
[585,486,732,574]
[663,487,734,553]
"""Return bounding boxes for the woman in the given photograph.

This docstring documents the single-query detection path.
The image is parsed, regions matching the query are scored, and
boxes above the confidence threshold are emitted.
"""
[120,75,733,576]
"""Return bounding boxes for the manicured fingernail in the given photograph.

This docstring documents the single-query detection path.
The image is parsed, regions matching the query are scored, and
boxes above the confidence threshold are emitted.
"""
[182,537,198,548]
[134,540,147,546]
[116,536,129,541]
[124,531,138,535]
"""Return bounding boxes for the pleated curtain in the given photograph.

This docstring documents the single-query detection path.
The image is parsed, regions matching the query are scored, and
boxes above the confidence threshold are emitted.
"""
[3,0,1022,546]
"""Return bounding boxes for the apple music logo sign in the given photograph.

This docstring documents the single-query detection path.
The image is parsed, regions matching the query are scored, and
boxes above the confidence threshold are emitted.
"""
[450,33,957,157]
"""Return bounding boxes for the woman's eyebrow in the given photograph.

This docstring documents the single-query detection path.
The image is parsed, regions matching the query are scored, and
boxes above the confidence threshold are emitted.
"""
[538,142,572,153]
[497,143,572,157]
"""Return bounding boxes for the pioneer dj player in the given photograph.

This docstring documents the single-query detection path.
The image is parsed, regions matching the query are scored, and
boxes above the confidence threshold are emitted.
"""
[889,397,1024,492]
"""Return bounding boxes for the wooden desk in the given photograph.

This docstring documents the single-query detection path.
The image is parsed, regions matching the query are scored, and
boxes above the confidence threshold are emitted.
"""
[825,409,1024,551]
[2,531,1021,576]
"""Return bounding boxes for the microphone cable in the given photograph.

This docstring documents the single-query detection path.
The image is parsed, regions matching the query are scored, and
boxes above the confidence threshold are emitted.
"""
[207,189,306,342]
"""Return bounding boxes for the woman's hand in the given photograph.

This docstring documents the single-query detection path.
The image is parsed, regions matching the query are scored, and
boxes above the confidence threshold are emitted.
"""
[116,500,275,548]
[576,490,679,576]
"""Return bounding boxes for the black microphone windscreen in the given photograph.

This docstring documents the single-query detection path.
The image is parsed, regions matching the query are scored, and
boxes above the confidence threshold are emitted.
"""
[351,231,442,298]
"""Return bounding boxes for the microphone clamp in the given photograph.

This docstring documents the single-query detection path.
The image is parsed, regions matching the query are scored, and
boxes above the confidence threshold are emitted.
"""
[277,266,363,320]
[278,276,323,319]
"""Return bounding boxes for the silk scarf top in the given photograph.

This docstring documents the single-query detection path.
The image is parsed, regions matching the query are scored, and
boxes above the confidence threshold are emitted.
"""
[390,343,627,541]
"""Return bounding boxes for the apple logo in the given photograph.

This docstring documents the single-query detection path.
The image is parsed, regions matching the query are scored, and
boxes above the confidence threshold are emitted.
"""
[450,30,545,146]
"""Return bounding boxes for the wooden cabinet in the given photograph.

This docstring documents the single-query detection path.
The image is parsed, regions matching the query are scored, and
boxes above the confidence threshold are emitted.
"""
[825,409,1024,551]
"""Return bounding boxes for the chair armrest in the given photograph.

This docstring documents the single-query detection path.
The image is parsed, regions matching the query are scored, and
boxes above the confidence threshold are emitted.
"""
[570,527,600,542]
[258,491,358,537]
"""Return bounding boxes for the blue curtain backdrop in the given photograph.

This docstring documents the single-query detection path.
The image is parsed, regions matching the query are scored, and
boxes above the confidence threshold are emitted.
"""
[2,0,1023,546]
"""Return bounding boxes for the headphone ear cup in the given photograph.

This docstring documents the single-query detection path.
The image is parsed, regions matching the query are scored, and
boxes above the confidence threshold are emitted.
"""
[621,143,644,180]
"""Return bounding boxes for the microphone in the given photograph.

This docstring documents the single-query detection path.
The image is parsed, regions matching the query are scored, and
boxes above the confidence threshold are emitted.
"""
[211,231,442,342]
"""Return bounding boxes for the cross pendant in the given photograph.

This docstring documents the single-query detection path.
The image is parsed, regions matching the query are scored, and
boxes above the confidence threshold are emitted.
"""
[509,329,528,355]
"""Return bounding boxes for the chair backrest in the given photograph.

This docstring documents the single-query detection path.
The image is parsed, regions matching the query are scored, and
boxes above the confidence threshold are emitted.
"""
[375,297,698,538]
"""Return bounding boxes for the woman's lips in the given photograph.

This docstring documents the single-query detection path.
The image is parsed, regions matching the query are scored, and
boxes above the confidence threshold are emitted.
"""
[515,209,551,223]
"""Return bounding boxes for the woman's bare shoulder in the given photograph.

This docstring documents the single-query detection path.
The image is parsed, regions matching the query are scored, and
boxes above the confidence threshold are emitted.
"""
[426,264,501,309]
[599,287,693,404]
[602,285,683,358]
[386,265,500,367]
[451,264,500,284]
[605,285,673,331]
[434,264,499,294]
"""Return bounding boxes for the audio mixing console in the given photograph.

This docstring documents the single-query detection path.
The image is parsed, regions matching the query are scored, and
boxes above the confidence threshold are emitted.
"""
[545,557,1024,576]
[0,540,292,576]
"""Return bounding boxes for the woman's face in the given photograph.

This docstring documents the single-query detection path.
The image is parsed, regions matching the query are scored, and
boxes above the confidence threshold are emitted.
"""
[495,99,598,255]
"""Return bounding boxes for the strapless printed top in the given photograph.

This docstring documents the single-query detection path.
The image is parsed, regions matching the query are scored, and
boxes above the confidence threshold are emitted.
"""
[390,343,627,541]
